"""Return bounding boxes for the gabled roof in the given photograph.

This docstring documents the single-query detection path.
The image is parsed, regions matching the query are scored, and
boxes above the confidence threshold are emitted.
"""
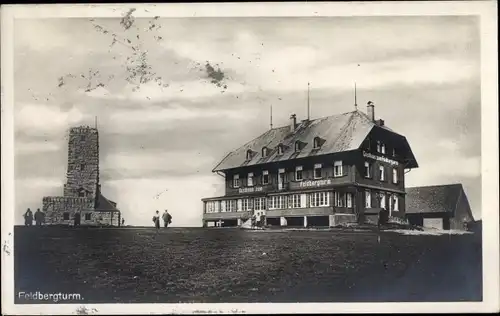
[213,110,417,172]
[95,191,119,212]
[406,183,467,215]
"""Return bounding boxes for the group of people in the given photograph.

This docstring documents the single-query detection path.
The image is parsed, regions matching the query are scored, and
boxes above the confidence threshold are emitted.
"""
[153,210,172,230]
[23,208,46,226]
[251,212,266,228]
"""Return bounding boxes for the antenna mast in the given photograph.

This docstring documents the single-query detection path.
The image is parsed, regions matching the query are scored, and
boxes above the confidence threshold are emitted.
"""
[354,82,358,110]
[270,105,273,129]
[307,82,310,120]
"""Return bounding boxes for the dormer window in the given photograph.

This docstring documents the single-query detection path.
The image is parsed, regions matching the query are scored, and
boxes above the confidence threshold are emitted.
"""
[246,149,254,161]
[277,144,284,155]
[262,147,269,157]
[295,141,301,152]
[313,137,323,149]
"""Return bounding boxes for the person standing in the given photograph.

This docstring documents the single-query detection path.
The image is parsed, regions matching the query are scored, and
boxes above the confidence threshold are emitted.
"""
[24,208,33,226]
[34,208,43,226]
[153,210,161,230]
[162,210,172,228]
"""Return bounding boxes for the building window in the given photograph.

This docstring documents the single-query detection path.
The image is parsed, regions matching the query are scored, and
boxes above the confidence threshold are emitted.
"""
[220,200,226,212]
[255,197,266,211]
[365,190,371,208]
[364,137,371,151]
[78,188,86,197]
[310,192,329,207]
[85,213,91,220]
[247,173,254,187]
[242,198,253,211]
[334,192,345,207]
[278,169,286,190]
[333,161,343,177]
[376,141,382,153]
[392,168,398,184]
[392,148,396,157]
[262,147,269,157]
[380,194,386,209]
[269,195,286,209]
[63,212,70,220]
[389,195,399,216]
[262,170,269,185]
[314,163,322,179]
[379,165,385,181]
[364,162,372,178]
[229,200,237,212]
[295,166,303,181]
[346,193,353,208]
[80,164,85,170]
[381,143,386,154]
[206,201,214,213]
[233,174,240,188]
[289,194,302,208]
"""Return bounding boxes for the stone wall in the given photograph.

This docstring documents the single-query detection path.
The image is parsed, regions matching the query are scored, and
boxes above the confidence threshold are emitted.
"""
[80,211,120,226]
[63,127,99,199]
[42,196,94,225]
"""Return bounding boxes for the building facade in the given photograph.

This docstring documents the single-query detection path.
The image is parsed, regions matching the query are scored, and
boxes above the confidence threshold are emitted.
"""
[42,126,121,226]
[405,183,475,230]
[202,102,418,228]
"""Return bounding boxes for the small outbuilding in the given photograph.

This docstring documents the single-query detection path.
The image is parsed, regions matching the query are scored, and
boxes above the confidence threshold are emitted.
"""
[405,183,475,230]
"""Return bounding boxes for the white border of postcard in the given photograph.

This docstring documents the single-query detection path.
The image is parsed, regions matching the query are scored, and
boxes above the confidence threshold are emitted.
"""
[1,1,498,314]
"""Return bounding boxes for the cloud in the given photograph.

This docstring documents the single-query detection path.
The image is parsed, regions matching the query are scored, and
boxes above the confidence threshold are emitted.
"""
[15,103,92,136]
[15,140,62,154]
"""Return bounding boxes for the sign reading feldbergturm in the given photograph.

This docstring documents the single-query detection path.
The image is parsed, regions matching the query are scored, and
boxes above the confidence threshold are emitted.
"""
[299,179,333,188]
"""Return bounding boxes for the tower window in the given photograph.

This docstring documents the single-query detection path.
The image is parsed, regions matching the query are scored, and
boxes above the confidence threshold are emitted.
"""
[80,135,85,141]
[63,212,70,220]
[85,213,92,220]
[80,164,85,170]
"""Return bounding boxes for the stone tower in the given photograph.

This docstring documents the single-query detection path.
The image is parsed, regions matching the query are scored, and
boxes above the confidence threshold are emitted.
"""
[42,125,121,226]
[63,127,100,200]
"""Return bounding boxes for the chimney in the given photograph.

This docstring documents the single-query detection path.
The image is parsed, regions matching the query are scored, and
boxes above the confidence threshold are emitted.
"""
[367,101,375,122]
[290,114,297,132]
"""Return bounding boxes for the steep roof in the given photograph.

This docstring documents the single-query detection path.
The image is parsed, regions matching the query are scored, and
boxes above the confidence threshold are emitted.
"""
[95,191,119,212]
[406,183,466,215]
[213,110,417,171]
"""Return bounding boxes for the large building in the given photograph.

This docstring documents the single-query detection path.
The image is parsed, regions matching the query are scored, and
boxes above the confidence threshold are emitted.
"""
[405,183,475,230]
[42,126,121,226]
[201,102,418,228]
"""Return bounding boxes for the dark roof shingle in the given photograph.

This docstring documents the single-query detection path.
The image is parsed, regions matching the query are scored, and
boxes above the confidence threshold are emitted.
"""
[405,183,464,214]
[213,110,417,171]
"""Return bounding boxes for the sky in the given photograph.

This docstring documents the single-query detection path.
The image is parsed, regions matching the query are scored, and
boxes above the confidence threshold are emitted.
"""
[13,14,481,226]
